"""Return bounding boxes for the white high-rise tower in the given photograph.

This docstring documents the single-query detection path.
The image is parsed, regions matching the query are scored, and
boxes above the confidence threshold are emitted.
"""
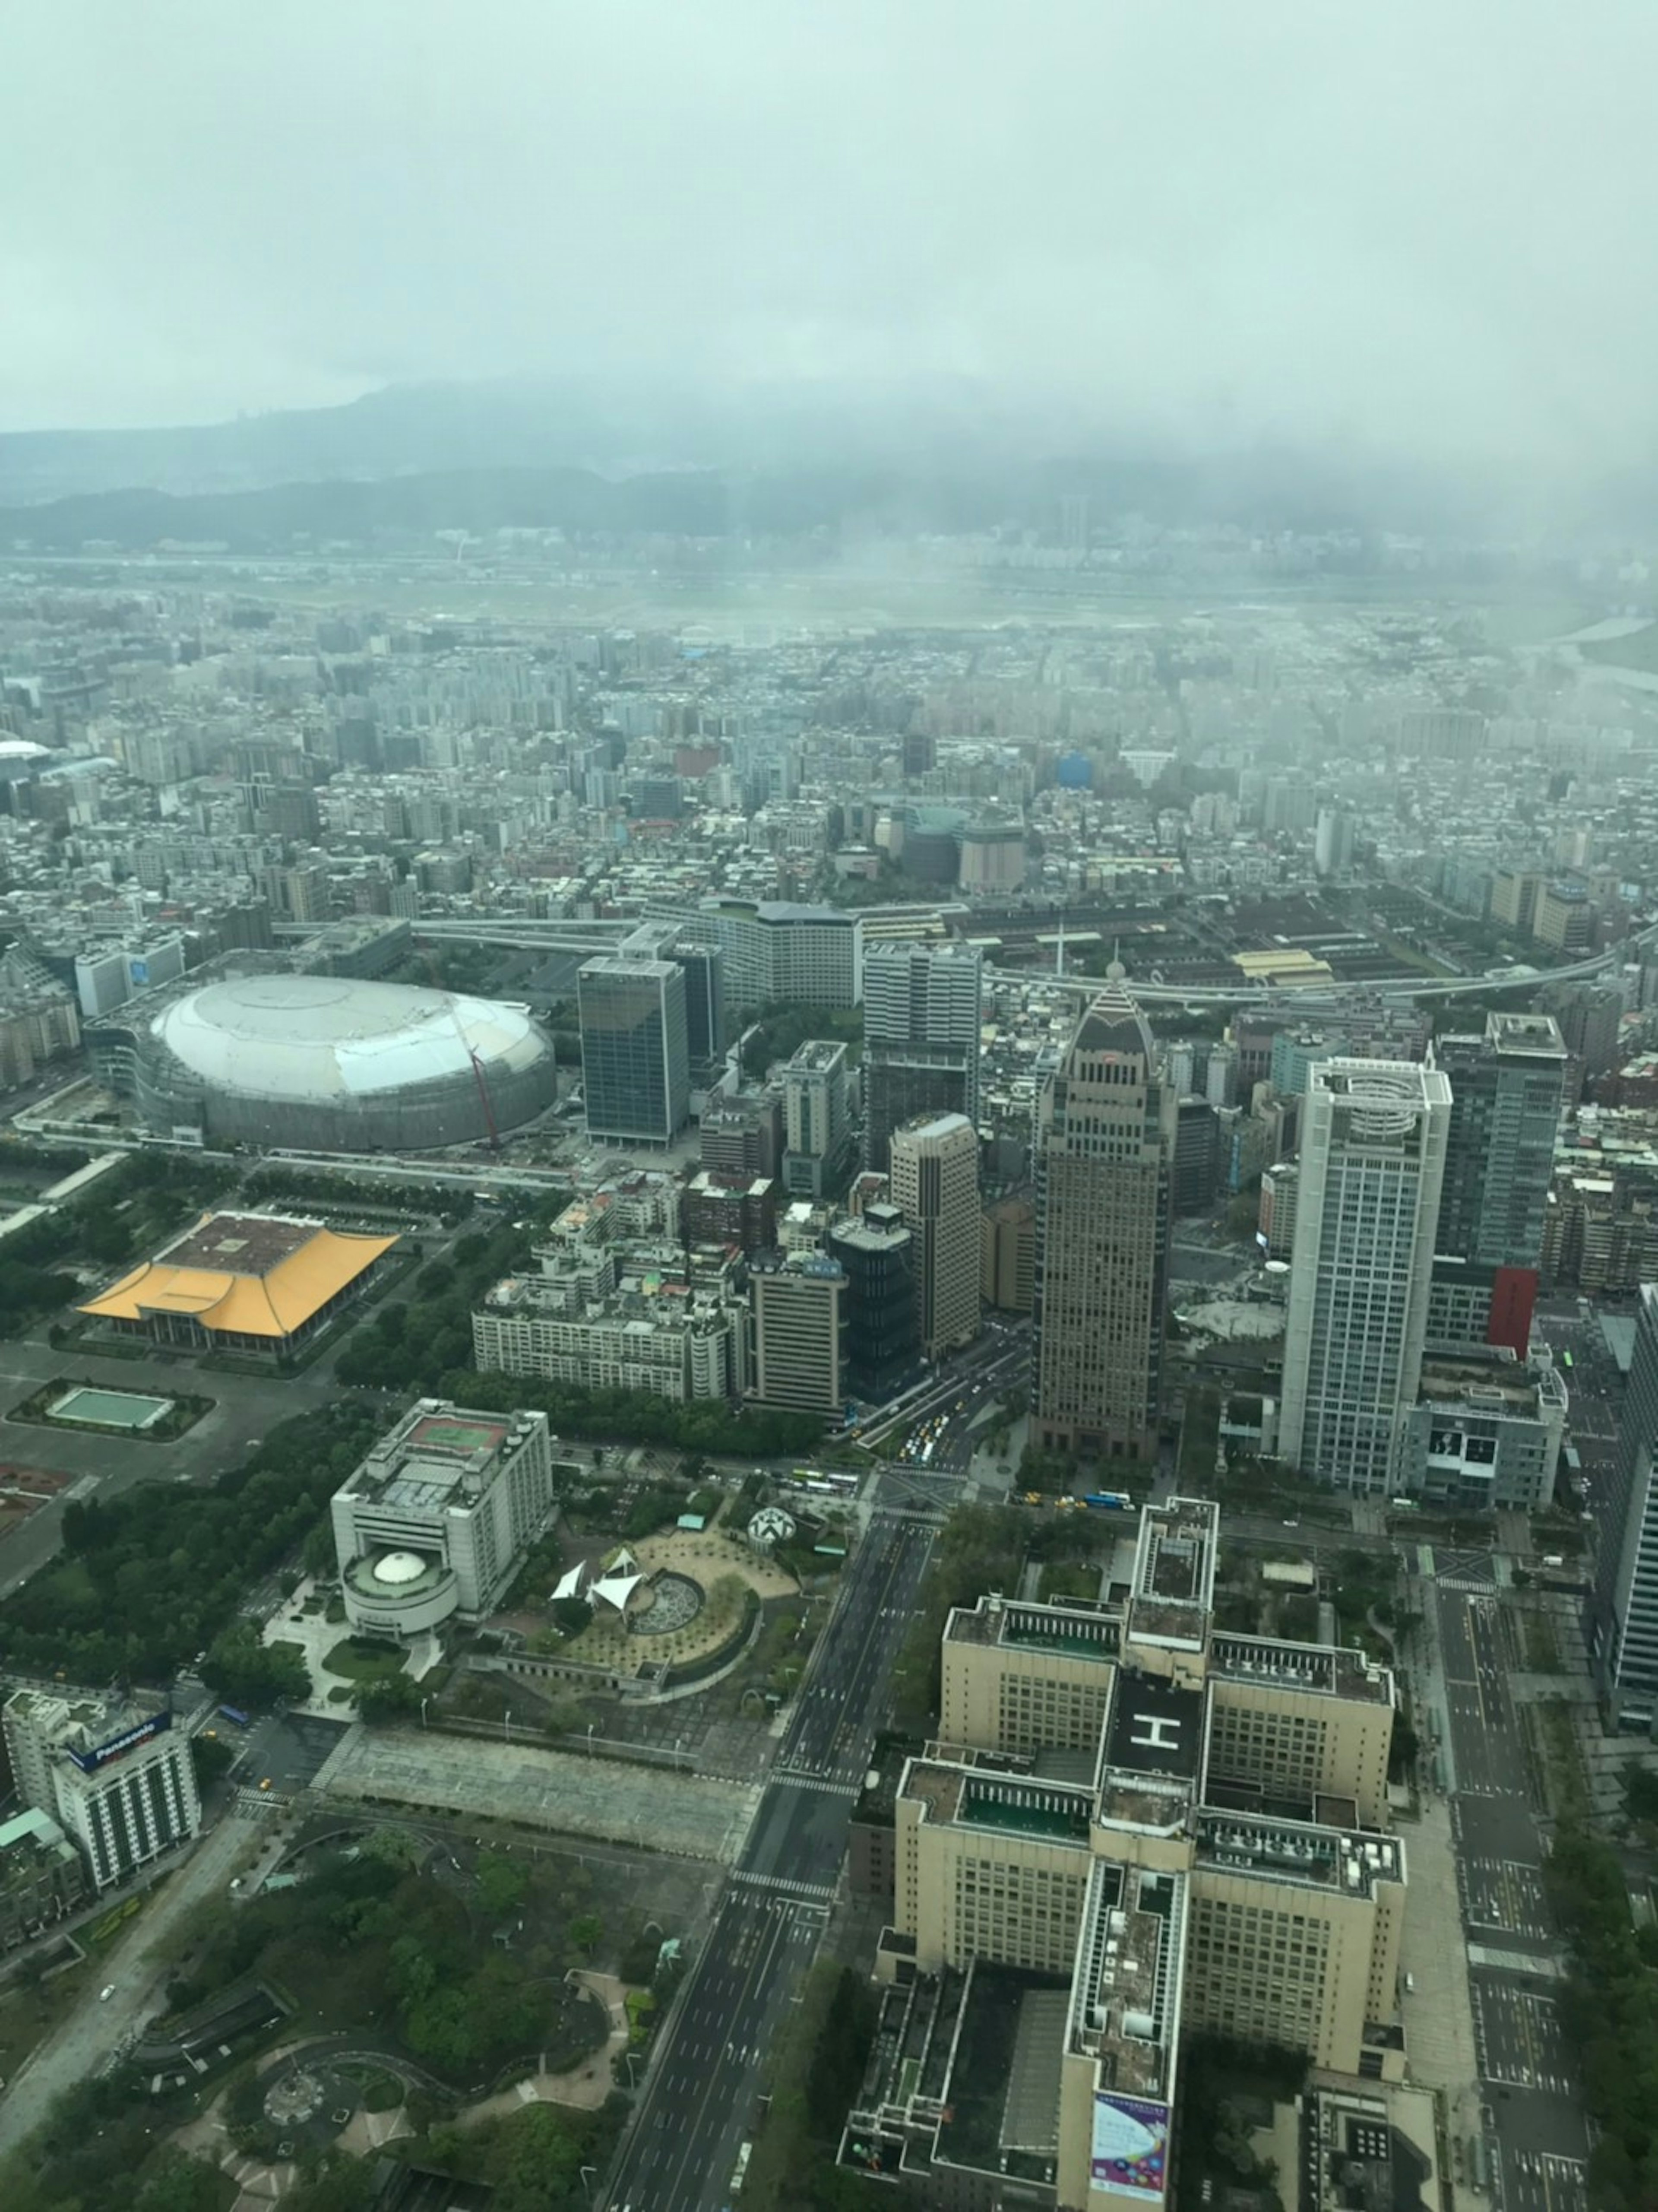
[1279,1059,1452,1495]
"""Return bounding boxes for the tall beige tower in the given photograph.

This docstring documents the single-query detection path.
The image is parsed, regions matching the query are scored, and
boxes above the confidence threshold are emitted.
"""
[889,1110,980,1358]
[1034,979,1174,1458]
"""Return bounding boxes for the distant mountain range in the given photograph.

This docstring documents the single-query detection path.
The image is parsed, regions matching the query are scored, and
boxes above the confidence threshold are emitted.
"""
[0,376,1645,545]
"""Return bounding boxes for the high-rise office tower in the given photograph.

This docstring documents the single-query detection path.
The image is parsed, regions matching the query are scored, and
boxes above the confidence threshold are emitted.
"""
[862,1042,974,1174]
[1434,1014,1566,1270]
[1313,805,1355,878]
[750,1253,846,1413]
[1589,1284,1658,1737]
[577,955,690,1145]
[1034,982,1174,1458]
[890,1111,981,1358]
[862,941,983,1128]
[828,1203,918,1402]
[1280,1061,1452,1494]
[782,1039,851,1198]
[1430,1013,1566,1356]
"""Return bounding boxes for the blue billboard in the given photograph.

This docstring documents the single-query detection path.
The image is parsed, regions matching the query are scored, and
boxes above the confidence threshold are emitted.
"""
[66,1709,170,1775]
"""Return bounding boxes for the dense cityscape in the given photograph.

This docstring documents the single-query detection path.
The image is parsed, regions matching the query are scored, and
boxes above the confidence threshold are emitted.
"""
[0,513,1652,2212]
[3,6,1658,2212]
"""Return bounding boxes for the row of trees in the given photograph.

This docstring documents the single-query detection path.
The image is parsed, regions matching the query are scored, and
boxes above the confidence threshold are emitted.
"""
[1543,1824,1658,2209]
[0,1149,232,1332]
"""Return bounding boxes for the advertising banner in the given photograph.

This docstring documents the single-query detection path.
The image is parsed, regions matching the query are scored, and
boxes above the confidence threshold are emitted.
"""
[1090,2093,1170,2200]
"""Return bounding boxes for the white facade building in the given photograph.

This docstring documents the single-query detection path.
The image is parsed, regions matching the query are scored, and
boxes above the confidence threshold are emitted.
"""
[330,1400,556,1637]
[2,1690,200,1894]
[1280,1060,1452,1495]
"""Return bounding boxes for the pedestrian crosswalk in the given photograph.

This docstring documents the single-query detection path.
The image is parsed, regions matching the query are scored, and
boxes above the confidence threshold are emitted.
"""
[769,1768,860,1797]
[731,1869,837,1902]
[1439,1578,1497,1594]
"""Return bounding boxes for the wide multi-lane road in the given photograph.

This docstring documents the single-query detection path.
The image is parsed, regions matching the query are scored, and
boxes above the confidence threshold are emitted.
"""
[603,1498,936,2212]
[1429,1570,1591,2212]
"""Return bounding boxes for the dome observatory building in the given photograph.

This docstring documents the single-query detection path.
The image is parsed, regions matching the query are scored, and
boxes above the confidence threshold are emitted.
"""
[133,974,557,1152]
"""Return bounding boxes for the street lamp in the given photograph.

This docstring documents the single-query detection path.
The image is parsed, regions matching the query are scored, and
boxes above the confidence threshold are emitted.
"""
[580,2164,598,2201]
[420,1696,430,1730]
[503,1708,513,1743]
[587,1722,596,1757]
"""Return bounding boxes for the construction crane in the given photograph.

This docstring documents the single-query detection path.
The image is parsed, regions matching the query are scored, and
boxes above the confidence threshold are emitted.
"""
[468,1047,500,1150]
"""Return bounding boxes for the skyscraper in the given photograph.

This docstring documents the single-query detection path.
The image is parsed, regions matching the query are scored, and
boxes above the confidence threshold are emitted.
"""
[861,940,984,1128]
[1433,1013,1565,1271]
[862,1041,973,1175]
[577,955,690,1145]
[1279,1060,1452,1494]
[782,1039,851,1197]
[828,1203,918,1402]
[1589,1283,1658,1737]
[1033,982,1174,1458]
[1430,1012,1565,1357]
[750,1254,846,1413]
[890,1110,980,1358]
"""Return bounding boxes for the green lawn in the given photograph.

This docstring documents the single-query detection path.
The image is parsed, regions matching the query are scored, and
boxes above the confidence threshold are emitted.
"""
[322,1636,408,1684]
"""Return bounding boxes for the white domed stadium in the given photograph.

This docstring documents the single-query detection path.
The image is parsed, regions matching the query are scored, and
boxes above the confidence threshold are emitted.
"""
[134,974,557,1152]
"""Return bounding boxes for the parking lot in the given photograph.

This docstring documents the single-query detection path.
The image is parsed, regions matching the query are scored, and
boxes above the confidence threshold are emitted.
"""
[1458,1856,1553,1941]
[1470,1981,1573,2094]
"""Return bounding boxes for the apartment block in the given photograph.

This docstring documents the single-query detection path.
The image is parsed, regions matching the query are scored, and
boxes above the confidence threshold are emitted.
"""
[847,1499,1405,2212]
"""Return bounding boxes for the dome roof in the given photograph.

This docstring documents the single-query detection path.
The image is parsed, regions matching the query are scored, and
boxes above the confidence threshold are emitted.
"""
[149,975,545,1105]
[372,1550,430,1586]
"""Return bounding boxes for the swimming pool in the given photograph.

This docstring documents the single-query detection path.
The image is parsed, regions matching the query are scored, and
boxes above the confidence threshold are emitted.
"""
[49,1385,175,1431]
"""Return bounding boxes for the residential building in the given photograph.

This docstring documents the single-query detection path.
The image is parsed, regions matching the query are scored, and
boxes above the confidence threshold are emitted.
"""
[1034,982,1174,1458]
[1280,1060,1452,1495]
[2,1691,200,1895]
[0,1808,87,1952]
[578,953,690,1146]
[471,1255,747,1403]
[848,1498,1405,2211]
[1590,1284,1658,1735]
[891,1111,981,1357]
[330,1401,556,1637]
[751,1252,845,1415]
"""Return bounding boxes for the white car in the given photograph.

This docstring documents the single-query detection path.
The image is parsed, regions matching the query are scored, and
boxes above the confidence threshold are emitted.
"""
[99,1984,116,2001]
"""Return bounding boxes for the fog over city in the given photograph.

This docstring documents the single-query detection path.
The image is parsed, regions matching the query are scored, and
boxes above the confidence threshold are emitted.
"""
[4,13,1658,2212]
[6,0,1658,510]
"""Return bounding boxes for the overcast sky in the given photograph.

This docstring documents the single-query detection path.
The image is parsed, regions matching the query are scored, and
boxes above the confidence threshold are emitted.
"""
[6,1,1655,488]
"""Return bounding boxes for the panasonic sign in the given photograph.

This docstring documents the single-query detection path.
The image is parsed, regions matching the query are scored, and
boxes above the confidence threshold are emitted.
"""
[65,1710,171,1775]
